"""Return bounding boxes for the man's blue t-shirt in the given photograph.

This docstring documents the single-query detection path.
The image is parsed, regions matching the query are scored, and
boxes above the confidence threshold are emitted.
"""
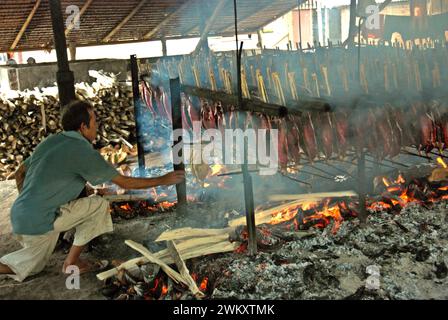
[11,131,118,235]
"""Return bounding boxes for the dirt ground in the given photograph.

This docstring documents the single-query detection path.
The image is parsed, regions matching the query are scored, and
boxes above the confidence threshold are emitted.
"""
[0,180,174,300]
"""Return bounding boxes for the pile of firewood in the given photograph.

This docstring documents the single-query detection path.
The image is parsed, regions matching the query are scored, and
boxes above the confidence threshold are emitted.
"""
[0,71,135,181]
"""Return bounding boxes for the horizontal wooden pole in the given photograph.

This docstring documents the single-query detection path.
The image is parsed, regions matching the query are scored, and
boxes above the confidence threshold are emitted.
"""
[181,85,331,117]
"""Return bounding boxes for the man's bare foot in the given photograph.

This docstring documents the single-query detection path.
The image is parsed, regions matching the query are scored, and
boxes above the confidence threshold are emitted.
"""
[0,262,14,275]
[63,258,93,274]
[62,259,108,275]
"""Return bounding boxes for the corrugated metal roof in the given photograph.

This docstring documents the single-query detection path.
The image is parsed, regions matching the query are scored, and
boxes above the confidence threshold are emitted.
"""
[0,0,302,52]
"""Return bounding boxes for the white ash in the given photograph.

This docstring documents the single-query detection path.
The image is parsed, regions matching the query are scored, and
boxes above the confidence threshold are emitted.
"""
[209,202,448,300]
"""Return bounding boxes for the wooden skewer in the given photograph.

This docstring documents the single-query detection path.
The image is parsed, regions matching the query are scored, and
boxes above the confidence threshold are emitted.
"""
[272,72,286,105]
[360,63,369,94]
[320,65,332,96]
[414,61,422,92]
[256,69,269,103]
[391,62,399,90]
[249,64,257,87]
[288,72,299,101]
[384,62,390,92]
[302,67,310,93]
[241,67,251,99]
[311,73,320,98]
[266,67,273,91]
[208,63,217,91]
[432,62,441,88]
[192,65,201,88]
[340,67,349,93]
[223,69,233,94]
[406,57,413,90]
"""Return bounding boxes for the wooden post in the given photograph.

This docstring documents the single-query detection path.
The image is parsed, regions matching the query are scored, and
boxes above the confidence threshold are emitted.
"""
[243,137,257,256]
[357,150,368,224]
[346,0,357,47]
[130,55,146,177]
[170,78,187,207]
[234,0,257,256]
[161,37,168,57]
[49,0,75,107]
[257,30,264,49]
[69,42,77,61]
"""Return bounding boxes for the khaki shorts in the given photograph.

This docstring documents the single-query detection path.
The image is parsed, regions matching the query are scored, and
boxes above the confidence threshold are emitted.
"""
[0,196,112,282]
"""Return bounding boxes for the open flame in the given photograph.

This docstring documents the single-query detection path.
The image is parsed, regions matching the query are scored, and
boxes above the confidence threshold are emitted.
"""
[150,278,160,294]
[199,278,208,292]
[268,200,344,234]
[263,163,448,236]
[303,203,343,234]
[191,273,209,292]
[269,201,317,225]
[437,157,447,168]
[119,203,132,211]
[210,164,226,176]
[161,284,168,296]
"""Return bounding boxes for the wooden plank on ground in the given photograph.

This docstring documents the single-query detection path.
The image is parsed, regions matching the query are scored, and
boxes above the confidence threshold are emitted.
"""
[155,227,232,242]
[229,191,357,228]
[125,240,187,286]
[97,237,239,281]
[267,190,357,202]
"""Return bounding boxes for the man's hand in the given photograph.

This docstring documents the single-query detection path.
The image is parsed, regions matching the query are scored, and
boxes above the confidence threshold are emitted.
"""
[159,171,186,186]
[112,170,185,190]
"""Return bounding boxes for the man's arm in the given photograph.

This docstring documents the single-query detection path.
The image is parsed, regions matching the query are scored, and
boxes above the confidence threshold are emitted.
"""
[15,162,27,193]
[112,171,185,190]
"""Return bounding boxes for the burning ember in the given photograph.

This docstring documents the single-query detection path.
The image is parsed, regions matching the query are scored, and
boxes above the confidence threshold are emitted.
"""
[111,199,176,220]
[210,164,226,176]
[256,166,448,236]
[199,278,208,292]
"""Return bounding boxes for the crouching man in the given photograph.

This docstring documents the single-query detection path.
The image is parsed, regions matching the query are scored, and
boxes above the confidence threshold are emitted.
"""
[0,100,184,281]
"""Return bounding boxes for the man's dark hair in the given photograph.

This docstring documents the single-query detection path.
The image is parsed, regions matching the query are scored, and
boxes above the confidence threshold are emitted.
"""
[61,100,94,131]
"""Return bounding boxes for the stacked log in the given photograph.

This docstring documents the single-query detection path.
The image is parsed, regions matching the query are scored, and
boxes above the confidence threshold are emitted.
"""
[0,72,135,181]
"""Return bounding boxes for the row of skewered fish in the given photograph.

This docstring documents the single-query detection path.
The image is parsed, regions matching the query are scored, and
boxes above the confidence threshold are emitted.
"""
[141,84,448,167]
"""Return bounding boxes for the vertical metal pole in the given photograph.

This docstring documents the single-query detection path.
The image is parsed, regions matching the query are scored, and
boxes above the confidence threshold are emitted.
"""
[410,0,416,17]
[347,0,357,48]
[170,78,187,207]
[243,137,257,254]
[234,1,243,106]
[298,0,303,47]
[130,55,146,177]
[49,0,75,107]
[357,151,368,223]
[234,0,257,255]
[161,37,167,57]
[357,18,368,224]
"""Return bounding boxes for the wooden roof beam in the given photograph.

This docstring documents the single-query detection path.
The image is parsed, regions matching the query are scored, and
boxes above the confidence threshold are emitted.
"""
[65,0,94,36]
[10,0,42,50]
[219,0,275,34]
[221,0,303,34]
[249,3,304,34]
[143,0,193,40]
[103,0,148,43]
[194,0,227,50]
